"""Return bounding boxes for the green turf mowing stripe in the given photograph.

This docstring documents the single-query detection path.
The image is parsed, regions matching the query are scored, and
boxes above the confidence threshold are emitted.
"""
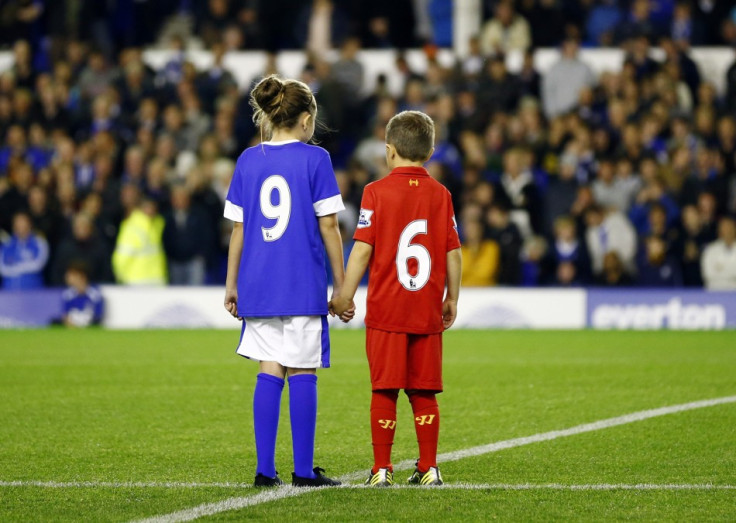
[2,481,734,491]
[134,394,736,523]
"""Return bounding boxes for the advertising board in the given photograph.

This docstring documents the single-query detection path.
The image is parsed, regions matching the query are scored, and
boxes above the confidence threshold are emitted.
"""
[587,290,736,330]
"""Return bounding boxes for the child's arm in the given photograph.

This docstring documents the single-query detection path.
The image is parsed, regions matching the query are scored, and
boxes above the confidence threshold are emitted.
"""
[224,222,243,319]
[443,247,462,330]
[331,240,372,318]
[318,213,352,319]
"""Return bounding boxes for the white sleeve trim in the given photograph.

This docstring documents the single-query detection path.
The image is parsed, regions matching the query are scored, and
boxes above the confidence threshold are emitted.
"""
[313,194,345,217]
[224,200,244,222]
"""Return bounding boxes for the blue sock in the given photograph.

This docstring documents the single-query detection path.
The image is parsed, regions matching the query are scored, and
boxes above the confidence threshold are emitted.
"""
[253,373,284,478]
[288,374,318,479]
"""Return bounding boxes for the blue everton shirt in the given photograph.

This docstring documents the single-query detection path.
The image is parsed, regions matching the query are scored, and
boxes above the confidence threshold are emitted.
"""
[224,140,344,317]
[62,286,104,327]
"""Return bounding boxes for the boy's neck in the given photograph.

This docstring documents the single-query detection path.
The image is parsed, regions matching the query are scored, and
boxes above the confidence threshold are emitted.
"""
[390,160,426,170]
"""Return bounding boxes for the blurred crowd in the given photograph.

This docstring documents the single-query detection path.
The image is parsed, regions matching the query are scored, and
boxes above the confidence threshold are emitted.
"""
[1,0,736,291]
[5,1,736,54]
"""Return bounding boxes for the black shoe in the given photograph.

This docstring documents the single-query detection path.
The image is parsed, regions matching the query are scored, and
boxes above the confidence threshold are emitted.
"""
[254,472,284,487]
[292,467,341,487]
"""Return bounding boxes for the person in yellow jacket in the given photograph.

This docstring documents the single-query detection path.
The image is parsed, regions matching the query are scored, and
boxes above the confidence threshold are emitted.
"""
[112,198,168,285]
[460,216,500,287]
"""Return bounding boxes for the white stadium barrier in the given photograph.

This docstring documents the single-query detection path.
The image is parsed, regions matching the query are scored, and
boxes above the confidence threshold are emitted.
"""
[0,47,734,96]
[100,286,587,330]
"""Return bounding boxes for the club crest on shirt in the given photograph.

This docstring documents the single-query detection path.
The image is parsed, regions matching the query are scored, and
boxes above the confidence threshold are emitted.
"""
[357,208,374,228]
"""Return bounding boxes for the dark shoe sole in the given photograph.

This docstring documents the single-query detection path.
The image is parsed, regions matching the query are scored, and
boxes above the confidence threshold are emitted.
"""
[254,474,283,487]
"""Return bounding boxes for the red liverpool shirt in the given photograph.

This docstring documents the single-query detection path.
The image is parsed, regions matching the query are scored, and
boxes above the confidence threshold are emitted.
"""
[353,166,461,334]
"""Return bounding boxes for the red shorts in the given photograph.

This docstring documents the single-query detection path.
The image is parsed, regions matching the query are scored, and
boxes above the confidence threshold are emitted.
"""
[365,327,443,392]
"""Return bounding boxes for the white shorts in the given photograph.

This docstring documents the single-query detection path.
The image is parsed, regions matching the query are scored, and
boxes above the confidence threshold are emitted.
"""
[236,316,330,369]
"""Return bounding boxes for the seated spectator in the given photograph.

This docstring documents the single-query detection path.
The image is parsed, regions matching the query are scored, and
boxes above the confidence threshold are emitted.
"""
[595,251,635,287]
[497,147,541,236]
[569,184,595,238]
[27,185,62,262]
[680,205,706,286]
[645,202,682,254]
[696,191,719,243]
[461,35,484,79]
[543,151,579,236]
[585,0,622,46]
[521,0,565,48]
[701,215,736,290]
[354,122,388,178]
[615,157,643,211]
[51,212,113,286]
[195,42,237,114]
[0,211,49,289]
[585,204,637,276]
[636,235,683,287]
[617,3,659,49]
[0,160,33,233]
[112,198,167,285]
[0,124,27,173]
[520,235,550,286]
[78,50,116,101]
[542,36,595,119]
[162,183,213,285]
[551,261,583,287]
[460,215,499,287]
[59,261,104,327]
[518,52,541,100]
[680,146,730,210]
[550,215,592,284]
[592,157,630,212]
[486,203,523,286]
[480,0,531,54]
[477,55,520,116]
[628,176,680,235]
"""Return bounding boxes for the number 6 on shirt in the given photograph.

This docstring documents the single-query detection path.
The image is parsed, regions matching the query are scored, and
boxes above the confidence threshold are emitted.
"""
[260,175,291,241]
[396,219,431,291]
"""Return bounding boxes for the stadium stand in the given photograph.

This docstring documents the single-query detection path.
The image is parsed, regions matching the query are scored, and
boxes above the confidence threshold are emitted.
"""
[1,0,736,290]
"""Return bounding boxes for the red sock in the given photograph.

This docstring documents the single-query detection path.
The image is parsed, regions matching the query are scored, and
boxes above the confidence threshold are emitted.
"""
[370,390,398,472]
[409,392,439,472]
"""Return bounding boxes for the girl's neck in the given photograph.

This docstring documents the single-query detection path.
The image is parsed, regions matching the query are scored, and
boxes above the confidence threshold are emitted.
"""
[271,127,304,143]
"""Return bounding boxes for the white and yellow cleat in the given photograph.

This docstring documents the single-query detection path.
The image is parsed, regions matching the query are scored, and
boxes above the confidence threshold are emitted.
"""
[365,467,394,487]
[407,466,443,486]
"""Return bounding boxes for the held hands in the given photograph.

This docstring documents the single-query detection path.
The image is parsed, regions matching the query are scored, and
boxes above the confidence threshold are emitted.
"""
[224,288,241,320]
[442,298,458,330]
[329,294,356,323]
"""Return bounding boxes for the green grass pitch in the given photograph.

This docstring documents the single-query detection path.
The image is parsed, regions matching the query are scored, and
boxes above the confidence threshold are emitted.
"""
[1,329,735,521]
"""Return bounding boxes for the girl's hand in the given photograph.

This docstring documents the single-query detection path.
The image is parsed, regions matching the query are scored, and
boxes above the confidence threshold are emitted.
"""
[224,288,240,319]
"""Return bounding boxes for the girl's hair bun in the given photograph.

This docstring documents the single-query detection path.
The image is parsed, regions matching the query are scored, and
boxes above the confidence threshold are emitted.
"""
[251,75,285,115]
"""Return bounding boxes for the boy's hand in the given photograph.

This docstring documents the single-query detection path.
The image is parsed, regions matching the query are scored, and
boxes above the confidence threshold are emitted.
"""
[442,298,457,330]
[224,288,241,319]
[330,295,356,322]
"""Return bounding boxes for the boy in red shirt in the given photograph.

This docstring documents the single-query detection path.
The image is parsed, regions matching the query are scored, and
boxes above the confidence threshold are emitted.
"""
[331,111,462,487]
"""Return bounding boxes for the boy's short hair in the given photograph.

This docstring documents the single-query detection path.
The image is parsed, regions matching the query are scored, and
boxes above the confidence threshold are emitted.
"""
[385,111,435,162]
[66,260,90,280]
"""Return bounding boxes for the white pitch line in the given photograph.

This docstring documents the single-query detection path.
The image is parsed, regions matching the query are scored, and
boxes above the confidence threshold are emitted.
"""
[134,394,736,523]
[2,481,735,492]
[418,483,736,491]
[0,481,252,489]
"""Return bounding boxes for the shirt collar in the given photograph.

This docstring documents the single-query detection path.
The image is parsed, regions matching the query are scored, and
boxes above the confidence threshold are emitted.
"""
[389,166,430,177]
[261,139,300,146]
